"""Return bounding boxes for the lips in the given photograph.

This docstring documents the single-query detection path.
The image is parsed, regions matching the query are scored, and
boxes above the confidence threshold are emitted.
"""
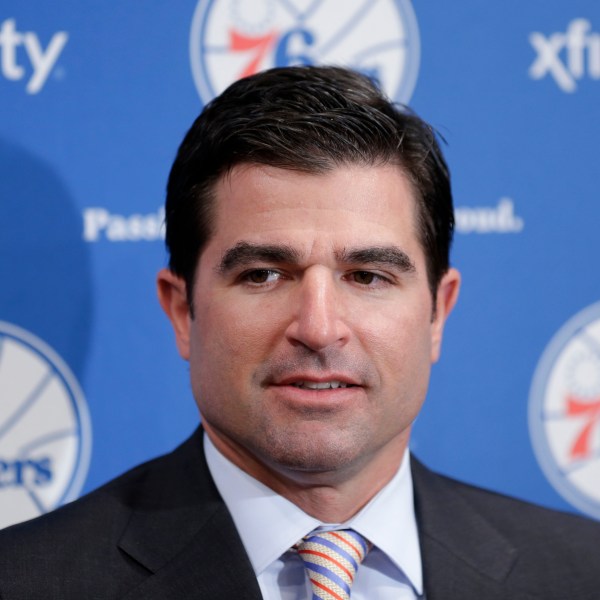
[290,381,355,389]
[266,374,364,410]
[272,374,362,389]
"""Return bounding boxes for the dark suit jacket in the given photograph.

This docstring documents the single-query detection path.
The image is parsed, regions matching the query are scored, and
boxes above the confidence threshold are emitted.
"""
[0,428,598,599]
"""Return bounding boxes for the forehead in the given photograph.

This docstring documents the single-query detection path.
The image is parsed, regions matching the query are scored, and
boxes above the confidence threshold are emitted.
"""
[206,163,422,261]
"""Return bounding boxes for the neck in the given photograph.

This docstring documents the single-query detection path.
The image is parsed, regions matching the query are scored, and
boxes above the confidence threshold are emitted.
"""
[204,423,408,523]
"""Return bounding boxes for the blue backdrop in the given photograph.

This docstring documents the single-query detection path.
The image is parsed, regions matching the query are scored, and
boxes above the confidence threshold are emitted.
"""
[1,0,599,528]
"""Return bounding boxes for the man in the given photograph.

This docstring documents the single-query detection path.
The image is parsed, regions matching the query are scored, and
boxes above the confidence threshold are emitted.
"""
[0,66,598,599]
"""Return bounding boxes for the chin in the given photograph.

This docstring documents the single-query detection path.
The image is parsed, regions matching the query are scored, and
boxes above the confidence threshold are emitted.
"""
[256,428,364,475]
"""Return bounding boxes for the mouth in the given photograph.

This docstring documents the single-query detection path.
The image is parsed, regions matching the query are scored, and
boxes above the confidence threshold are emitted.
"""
[290,381,357,390]
[267,375,364,410]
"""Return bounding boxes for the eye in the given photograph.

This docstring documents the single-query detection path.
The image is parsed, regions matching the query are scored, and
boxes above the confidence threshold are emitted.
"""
[350,271,382,285]
[344,270,396,289]
[242,269,282,285]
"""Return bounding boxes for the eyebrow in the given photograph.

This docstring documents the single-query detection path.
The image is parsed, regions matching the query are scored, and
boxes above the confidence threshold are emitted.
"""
[217,241,416,275]
[336,246,416,274]
[217,242,302,274]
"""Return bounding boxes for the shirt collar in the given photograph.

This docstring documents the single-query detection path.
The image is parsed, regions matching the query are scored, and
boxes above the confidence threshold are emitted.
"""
[343,449,423,593]
[204,433,422,594]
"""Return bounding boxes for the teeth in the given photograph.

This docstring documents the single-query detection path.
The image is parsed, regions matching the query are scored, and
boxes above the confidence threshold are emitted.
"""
[292,381,350,389]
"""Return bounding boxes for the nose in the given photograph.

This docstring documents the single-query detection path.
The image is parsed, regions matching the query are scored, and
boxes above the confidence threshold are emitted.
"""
[284,266,350,352]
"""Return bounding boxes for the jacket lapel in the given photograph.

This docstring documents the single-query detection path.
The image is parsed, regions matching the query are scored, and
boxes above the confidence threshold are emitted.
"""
[120,503,262,599]
[115,429,263,599]
[411,458,539,600]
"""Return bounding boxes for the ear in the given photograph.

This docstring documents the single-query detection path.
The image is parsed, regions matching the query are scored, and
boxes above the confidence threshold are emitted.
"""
[157,268,192,360]
[430,267,461,363]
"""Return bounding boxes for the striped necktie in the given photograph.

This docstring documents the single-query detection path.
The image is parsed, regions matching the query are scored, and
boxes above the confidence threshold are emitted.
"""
[296,529,370,600]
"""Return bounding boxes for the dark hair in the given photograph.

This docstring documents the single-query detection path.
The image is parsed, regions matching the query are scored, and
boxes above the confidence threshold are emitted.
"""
[165,65,454,306]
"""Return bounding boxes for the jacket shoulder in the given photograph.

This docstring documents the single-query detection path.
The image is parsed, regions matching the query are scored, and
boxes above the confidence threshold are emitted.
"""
[0,429,211,599]
[438,468,600,544]
[412,457,600,599]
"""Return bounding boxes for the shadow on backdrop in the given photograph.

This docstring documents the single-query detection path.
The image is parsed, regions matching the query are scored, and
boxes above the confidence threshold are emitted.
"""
[0,138,93,379]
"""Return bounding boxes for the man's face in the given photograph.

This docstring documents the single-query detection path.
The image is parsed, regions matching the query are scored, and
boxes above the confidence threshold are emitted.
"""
[159,163,459,486]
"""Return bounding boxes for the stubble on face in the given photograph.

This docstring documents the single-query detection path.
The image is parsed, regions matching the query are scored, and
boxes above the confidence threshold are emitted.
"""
[251,349,379,472]
[187,164,440,492]
[196,323,423,488]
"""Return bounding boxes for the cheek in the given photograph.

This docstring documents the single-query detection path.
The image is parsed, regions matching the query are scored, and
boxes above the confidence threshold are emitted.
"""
[191,296,282,376]
[359,303,432,356]
[360,310,433,394]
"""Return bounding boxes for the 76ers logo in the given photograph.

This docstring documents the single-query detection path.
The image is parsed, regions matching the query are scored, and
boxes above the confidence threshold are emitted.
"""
[0,322,91,528]
[190,0,420,104]
[529,302,600,520]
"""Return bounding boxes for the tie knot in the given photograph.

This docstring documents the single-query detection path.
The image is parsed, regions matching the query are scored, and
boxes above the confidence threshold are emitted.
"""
[296,529,371,599]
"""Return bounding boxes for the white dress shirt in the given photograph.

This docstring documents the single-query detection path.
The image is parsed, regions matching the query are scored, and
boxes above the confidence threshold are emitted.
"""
[204,434,423,599]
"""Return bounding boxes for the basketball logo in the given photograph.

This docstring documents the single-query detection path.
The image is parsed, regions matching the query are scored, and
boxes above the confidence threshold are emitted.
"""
[190,0,420,104]
[529,302,600,520]
[0,322,91,529]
